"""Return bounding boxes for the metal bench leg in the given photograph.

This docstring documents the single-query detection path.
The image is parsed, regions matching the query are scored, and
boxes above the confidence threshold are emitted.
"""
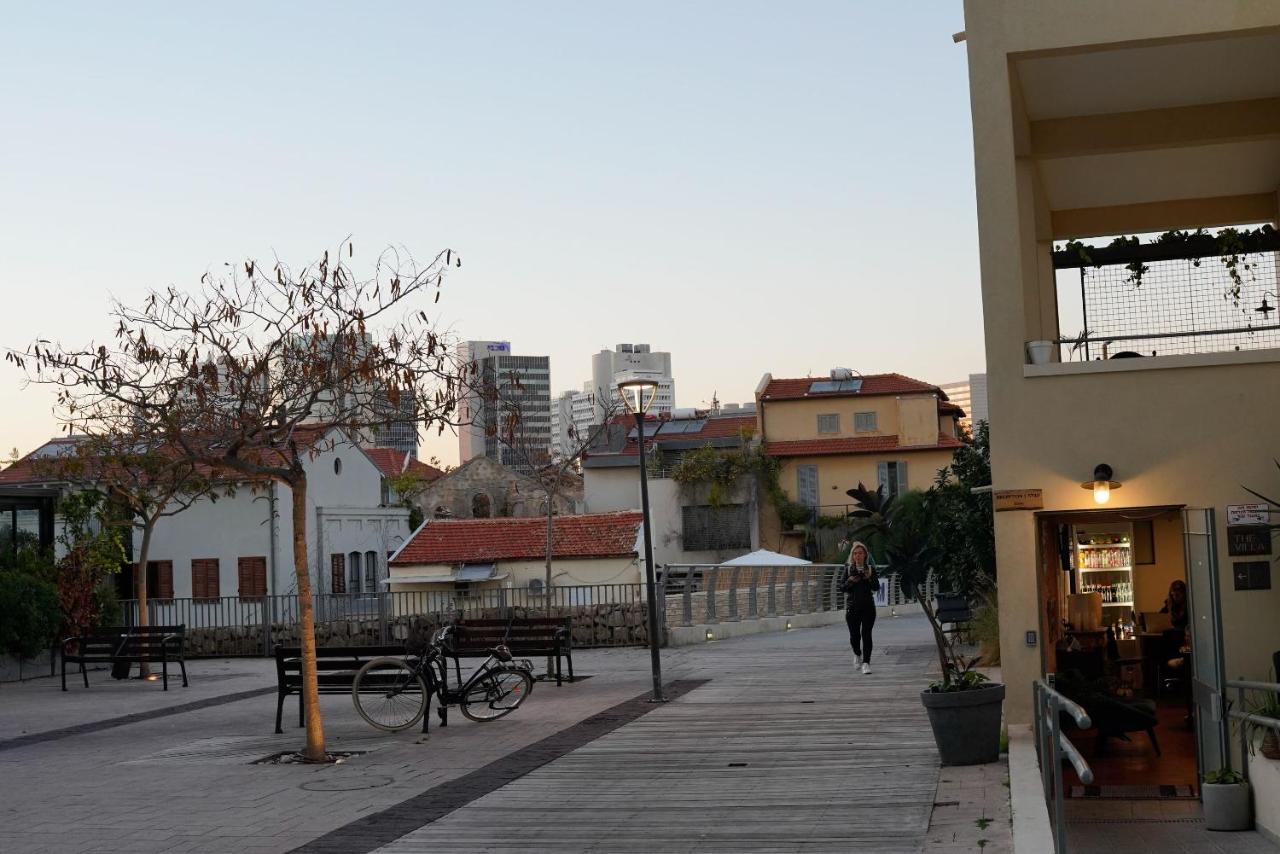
[162,658,169,691]
[299,692,305,728]
[555,650,563,687]
[81,659,89,689]
[275,692,286,734]
[567,650,574,684]
[61,657,67,692]
[179,658,188,687]
[422,692,431,734]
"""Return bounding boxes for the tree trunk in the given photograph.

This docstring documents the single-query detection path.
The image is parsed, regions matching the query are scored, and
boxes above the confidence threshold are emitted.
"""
[914,583,952,688]
[134,519,154,678]
[544,492,555,678]
[290,471,326,761]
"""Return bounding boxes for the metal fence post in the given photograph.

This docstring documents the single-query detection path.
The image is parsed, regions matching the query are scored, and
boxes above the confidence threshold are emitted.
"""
[783,567,795,615]
[261,595,271,657]
[681,569,694,627]
[747,567,759,619]
[726,567,740,622]
[377,592,389,645]
[766,567,778,616]
[705,566,718,624]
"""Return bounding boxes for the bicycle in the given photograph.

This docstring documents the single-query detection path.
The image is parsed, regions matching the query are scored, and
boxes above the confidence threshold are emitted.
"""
[352,625,534,733]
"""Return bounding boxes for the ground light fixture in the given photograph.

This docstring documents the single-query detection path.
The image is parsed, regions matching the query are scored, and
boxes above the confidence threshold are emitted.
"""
[617,369,667,703]
[705,629,715,641]
[1081,463,1121,505]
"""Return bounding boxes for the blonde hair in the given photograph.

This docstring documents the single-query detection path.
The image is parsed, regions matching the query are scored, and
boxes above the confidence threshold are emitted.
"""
[847,540,871,569]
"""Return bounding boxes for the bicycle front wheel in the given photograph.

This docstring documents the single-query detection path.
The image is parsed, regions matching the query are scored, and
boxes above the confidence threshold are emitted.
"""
[460,667,533,722]
[353,657,428,732]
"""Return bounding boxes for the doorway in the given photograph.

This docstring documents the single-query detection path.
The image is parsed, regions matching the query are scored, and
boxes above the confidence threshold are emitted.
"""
[1036,506,1217,800]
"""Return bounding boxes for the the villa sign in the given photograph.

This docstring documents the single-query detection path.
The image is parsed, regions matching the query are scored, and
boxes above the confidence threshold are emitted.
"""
[994,489,1043,512]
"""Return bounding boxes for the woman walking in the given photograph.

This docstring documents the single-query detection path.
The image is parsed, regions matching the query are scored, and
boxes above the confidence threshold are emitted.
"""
[842,541,878,674]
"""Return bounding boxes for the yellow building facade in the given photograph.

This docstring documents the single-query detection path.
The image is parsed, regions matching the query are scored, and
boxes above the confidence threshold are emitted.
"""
[755,372,963,514]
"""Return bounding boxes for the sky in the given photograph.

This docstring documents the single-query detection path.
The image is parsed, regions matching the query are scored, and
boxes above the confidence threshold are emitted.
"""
[0,2,982,468]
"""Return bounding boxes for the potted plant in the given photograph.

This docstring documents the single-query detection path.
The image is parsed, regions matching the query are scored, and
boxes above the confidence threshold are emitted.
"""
[1202,769,1251,831]
[848,483,1005,765]
[1026,340,1054,365]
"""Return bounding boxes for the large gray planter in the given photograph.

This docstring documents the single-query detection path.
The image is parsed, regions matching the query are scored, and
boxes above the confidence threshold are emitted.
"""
[920,683,1005,766]
[1202,782,1251,831]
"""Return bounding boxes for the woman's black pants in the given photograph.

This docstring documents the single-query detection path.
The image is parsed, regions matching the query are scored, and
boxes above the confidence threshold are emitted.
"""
[845,608,876,659]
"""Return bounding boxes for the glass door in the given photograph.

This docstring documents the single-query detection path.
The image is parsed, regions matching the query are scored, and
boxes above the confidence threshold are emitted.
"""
[1182,507,1228,777]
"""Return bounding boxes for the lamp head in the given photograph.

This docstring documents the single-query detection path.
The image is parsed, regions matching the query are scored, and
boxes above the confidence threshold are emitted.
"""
[616,370,663,415]
[1081,463,1121,505]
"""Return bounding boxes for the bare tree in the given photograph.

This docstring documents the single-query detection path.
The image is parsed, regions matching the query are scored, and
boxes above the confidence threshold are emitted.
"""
[480,375,622,676]
[10,240,464,761]
[35,429,228,677]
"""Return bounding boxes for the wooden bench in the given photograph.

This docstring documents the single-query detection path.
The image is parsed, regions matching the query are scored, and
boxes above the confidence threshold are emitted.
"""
[453,616,574,685]
[934,593,974,642]
[61,625,188,691]
[273,644,412,734]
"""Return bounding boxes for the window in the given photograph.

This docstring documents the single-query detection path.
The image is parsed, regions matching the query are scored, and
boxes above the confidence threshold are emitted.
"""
[817,413,839,434]
[471,493,492,518]
[854,411,878,432]
[238,556,267,600]
[330,553,346,594]
[877,460,908,498]
[191,559,219,601]
[348,551,363,594]
[796,465,819,508]
[364,550,378,592]
[681,504,752,551]
[147,560,174,601]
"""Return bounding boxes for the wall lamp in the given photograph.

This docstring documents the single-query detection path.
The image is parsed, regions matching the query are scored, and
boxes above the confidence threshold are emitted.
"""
[1081,463,1121,505]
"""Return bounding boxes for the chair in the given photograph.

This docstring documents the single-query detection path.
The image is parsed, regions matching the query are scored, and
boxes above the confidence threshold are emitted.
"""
[1056,669,1161,756]
[1156,628,1188,698]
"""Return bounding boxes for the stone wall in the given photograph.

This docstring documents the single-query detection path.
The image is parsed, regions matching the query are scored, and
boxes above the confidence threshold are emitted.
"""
[179,600,653,657]
[418,456,579,520]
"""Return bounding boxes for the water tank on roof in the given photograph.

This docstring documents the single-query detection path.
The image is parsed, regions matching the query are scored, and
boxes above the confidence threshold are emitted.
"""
[831,367,855,381]
[618,344,633,353]
[671,407,698,420]
[722,403,740,412]
[634,344,650,353]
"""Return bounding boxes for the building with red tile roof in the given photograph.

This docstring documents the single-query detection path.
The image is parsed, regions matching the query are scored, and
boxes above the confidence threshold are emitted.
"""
[387,511,644,589]
[754,369,965,526]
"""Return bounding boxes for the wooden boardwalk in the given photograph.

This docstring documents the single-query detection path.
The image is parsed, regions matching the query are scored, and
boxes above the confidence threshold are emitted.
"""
[376,619,942,853]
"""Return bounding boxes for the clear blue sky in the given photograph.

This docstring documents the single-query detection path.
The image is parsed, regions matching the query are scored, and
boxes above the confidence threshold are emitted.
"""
[1,2,981,466]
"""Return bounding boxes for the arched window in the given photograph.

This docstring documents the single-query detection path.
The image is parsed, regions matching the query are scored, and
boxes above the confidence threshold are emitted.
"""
[348,551,362,594]
[364,550,378,592]
[471,493,492,519]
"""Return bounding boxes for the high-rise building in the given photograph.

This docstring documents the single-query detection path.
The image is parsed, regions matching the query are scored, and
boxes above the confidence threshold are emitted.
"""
[968,373,989,428]
[549,344,676,460]
[938,380,974,434]
[458,341,551,471]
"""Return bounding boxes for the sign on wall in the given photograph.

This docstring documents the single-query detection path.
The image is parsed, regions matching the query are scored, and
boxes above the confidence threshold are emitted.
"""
[1227,503,1270,525]
[1226,525,1272,557]
[1233,561,1272,591]
[994,489,1043,512]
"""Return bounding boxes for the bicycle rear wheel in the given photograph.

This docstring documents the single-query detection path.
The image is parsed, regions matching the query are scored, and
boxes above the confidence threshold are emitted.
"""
[459,666,533,722]
[353,657,428,732]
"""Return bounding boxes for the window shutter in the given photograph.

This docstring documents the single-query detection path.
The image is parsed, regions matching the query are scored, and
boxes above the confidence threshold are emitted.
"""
[797,465,818,507]
[897,460,908,494]
[238,556,267,599]
[365,550,378,592]
[191,559,219,600]
[148,560,174,600]
[877,461,890,493]
[330,554,346,594]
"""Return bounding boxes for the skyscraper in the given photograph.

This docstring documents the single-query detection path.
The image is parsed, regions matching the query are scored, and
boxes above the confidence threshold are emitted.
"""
[550,344,675,460]
[458,341,551,471]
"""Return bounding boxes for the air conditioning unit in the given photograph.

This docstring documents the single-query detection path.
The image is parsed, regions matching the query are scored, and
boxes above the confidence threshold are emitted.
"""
[527,577,546,596]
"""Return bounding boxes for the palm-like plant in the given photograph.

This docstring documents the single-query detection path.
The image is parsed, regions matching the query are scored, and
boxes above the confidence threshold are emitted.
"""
[847,482,971,689]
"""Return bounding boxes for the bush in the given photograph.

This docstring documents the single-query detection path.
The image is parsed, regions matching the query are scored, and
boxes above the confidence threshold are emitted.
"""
[972,592,1001,666]
[0,571,62,659]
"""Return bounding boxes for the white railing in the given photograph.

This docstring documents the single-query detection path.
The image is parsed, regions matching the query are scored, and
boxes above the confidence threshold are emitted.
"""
[1033,679,1094,854]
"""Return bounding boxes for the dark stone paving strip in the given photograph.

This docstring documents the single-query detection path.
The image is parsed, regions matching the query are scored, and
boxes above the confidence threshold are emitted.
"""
[290,679,709,854]
[0,686,276,752]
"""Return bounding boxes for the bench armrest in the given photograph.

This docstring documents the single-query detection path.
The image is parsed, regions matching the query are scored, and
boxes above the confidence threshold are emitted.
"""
[61,636,83,655]
[162,634,184,651]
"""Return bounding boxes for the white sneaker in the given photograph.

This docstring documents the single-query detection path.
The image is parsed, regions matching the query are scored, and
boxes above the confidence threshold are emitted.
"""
[854,655,863,667]
[861,662,872,675]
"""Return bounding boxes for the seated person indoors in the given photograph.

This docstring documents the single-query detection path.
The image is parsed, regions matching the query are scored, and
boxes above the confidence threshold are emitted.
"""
[1159,580,1189,631]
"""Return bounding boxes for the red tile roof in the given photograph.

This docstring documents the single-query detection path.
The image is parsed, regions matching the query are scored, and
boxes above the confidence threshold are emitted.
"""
[759,373,947,401]
[766,434,964,458]
[360,447,445,482]
[938,401,966,416]
[391,511,644,566]
[0,439,84,484]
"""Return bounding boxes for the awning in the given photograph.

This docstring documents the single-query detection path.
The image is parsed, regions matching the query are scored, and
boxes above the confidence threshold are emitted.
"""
[456,563,500,582]
[720,549,812,567]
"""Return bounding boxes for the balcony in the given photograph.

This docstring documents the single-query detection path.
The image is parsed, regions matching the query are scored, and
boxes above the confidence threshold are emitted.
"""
[1029,226,1280,377]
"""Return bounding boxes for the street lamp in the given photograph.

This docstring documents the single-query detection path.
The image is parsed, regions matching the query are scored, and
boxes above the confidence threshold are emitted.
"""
[617,369,666,702]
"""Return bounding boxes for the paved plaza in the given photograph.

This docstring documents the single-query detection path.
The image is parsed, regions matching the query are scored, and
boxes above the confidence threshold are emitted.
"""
[1,616,967,853]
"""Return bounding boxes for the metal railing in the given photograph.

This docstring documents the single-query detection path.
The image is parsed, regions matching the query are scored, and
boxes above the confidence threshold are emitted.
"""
[1033,679,1095,854]
[121,584,652,656]
[1229,677,1280,782]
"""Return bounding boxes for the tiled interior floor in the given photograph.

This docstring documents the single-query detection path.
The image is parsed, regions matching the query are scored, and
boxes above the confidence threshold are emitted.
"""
[1064,700,1199,789]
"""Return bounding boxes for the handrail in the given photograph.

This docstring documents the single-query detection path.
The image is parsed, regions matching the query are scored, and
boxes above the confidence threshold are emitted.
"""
[1053,692,1092,730]
[1034,679,1096,853]
[1226,678,1280,693]
[1058,733,1095,786]
[1228,676,1280,785]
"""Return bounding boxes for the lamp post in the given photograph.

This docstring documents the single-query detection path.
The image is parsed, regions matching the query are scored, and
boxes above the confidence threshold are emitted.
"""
[617,370,665,702]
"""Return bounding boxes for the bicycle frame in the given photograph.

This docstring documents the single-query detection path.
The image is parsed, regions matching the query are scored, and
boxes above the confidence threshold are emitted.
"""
[409,631,533,731]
